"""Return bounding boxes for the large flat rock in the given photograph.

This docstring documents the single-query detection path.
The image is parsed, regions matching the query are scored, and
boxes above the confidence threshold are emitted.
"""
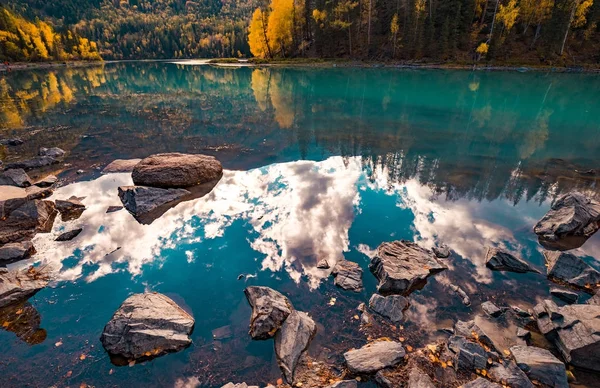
[343,340,405,374]
[369,240,447,295]
[274,310,316,383]
[332,260,363,292]
[0,200,57,245]
[0,169,32,187]
[118,186,190,224]
[132,153,223,188]
[244,286,292,340]
[510,345,568,388]
[0,266,51,308]
[0,241,36,264]
[100,293,194,360]
[543,250,600,291]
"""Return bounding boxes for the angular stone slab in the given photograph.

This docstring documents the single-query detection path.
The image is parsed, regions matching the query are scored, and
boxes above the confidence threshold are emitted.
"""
[244,286,292,340]
[332,260,363,292]
[132,153,223,188]
[485,247,538,273]
[344,340,405,374]
[274,310,316,383]
[544,250,600,291]
[510,345,568,388]
[368,294,409,322]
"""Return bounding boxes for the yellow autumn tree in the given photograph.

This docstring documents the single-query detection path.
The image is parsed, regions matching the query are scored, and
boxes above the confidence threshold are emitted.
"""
[248,8,272,58]
[267,0,294,57]
[497,0,520,32]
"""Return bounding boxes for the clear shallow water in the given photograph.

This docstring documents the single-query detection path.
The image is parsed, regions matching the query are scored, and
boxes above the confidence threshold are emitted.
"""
[1,63,600,387]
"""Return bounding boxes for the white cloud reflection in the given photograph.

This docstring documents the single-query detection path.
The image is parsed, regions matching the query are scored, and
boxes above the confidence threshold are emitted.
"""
[24,156,551,289]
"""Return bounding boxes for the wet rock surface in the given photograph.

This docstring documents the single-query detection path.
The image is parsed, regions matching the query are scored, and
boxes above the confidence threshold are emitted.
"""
[510,345,568,388]
[369,240,447,295]
[0,200,57,245]
[343,340,405,374]
[368,293,409,322]
[100,293,194,361]
[0,266,51,308]
[534,299,600,372]
[488,360,534,388]
[132,153,223,188]
[485,247,538,273]
[447,335,487,371]
[454,320,497,352]
[55,196,86,221]
[39,147,65,159]
[118,186,190,224]
[274,310,316,383]
[331,260,363,292]
[534,192,600,248]
[0,241,36,264]
[102,159,142,174]
[543,250,600,290]
[550,288,579,303]
[55,228,83,242]
[0,169,32,187]
[432,244,451,258]
[244,286,292,340]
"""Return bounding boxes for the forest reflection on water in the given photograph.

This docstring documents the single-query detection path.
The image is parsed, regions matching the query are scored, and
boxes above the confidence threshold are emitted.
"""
[1,62,600,387]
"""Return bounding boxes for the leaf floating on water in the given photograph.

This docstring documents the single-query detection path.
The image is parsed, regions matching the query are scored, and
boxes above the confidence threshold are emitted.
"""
[15,309,23,315]
[447,360,453,367]
[406,345,413,352]
[2,321,9,328]
[128,360,136,367]
[328,297,336,306]
[276,378,283,385]
[79,354,86,360]
[65,371,73,378]
[353,315,359,320]
[109,369,114,375]
[55,340,63,347]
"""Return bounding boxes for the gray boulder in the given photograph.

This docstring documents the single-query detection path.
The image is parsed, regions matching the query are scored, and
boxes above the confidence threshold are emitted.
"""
[0,200,57,245]
[316,259,330,269]
[408,367,435,388]
[368,294,408,322]
[0,265,51,308]
[534,192,600,244]
[132,153,223,188]
[510,345,568,388]
[55,228,83,242]
[5,156,58,171]
[118,186,190,224]
[482,301,507,318]
[274,310,316,383]
[485,247,538,273]
[447,335,487,371]
[343,340,405,374]
[0,241,36,264]
[100,293,194,360]
[102,159,142,174]
[244,286,292,340]
[543,250,600,291]
[550,288,579,304]
[463,378,502,388]
[488,361,534,388]
[55,196,86,221]
[39,147,65,159]
[0,138,23,146]
[332,260,363,292]
[369,240,447,295]
[534,299,600,372]
[0,169,32,187]
[325,381,358,388]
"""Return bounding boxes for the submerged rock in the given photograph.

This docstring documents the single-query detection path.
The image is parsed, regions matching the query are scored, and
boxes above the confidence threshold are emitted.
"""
[0,200,57,245]
[274,310,316,383]
[38,147,65,159]
[369,240,447,295]
[550,288,579,304]
[534,192,600,248]
[325,381,358,388]
[481,301,507,318]
[408,366,435,388]
[0,266,51,308]
[485,247,538,273]
[447,335,487,371]
[534,299,600,372]
[100,293,194,360]
[343,340,405,374]
[55,228,83,242]
[0,241,36,264]
[132,153,223,188]
[55,196,86,221]
[118,186,190,224]
[5,156,59,171]
[0,169,32,187]
[34,175,57,188]
[450,283,471,306]
[432,244,451,258]
[106,205,123,213]
[463,378,502,388]
[510,345,568,388]
[488,361,534,388]
[368,294,409,322]
[543,250,600,291]
[332,260,363,292]
[316,259,330,269]
[244,286,292,340]
[102,159,142,174]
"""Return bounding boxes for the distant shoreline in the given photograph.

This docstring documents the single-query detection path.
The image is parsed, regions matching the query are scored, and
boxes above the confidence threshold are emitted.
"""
[2,58,599,74]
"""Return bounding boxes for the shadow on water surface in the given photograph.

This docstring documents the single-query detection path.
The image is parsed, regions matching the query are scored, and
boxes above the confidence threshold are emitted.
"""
[0,62,600,387]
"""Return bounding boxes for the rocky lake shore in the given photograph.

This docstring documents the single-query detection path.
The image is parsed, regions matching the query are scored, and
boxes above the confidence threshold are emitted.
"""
[1,136,600,388]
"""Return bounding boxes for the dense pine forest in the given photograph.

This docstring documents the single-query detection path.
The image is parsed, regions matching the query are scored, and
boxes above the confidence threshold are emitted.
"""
[1,0,599,65]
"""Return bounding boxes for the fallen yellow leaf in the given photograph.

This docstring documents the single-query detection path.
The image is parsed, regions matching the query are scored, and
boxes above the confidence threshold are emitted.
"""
[55,340,63,347]
[15,309,23,315]
[79,354,86,361]
[277,378,283,385]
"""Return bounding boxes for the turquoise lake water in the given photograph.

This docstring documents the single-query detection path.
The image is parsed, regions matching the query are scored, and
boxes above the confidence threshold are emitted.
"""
[1,62,600,387]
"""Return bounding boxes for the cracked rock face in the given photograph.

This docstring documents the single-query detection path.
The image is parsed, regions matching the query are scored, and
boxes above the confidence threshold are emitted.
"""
[244,286,292,340]
[343,340,405,374]
[100,293,194,360]
[534,299,600,372]
[534,192,600,247]
[447,335,487,371]
[332,260,363,292]
[485,247,537,273]
[0,241,36,264]
[118,186,190,224]
[368,294,409,322]
[0,266,51,308]
[369,240,447,295]
[0,200,57,245]
[488,360,534,388]
[274,310,316,384]
[510,345,568,388]
[132,153,223,188]
[0,169,32,188]
[543,250,600,291]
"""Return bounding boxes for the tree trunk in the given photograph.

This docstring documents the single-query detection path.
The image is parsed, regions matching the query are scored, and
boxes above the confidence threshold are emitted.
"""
[367,0,372,53]
[560,1,578,55]
[488,0,500,42]
[261,11,272,59]
[532,23,541,45]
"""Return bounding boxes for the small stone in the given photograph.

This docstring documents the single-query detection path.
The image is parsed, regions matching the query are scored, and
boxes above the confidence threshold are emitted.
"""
[274,310,316,383]
[488,360,534,388]
[550,288,579,304]
[212,325,232,340]
[237,274,245,280]
[316,259,330,269]
[485,247,538,273]
[462,377,502,388]
[0,169,32,188]
[332,260,363,292]
[432,244,451,258]
[368,294,409,322]
[34,175,58,188]
[450,283,471,306]
[447,335,487,371]
[55,228,83,242]
[0,241,36,264]
[0,138,24,146]
[544,250,600,291]
[39,147,65,159]
[511,306,533,318]
[76,169,84,174]
[482,301,507,318]
[55,196,86,221]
